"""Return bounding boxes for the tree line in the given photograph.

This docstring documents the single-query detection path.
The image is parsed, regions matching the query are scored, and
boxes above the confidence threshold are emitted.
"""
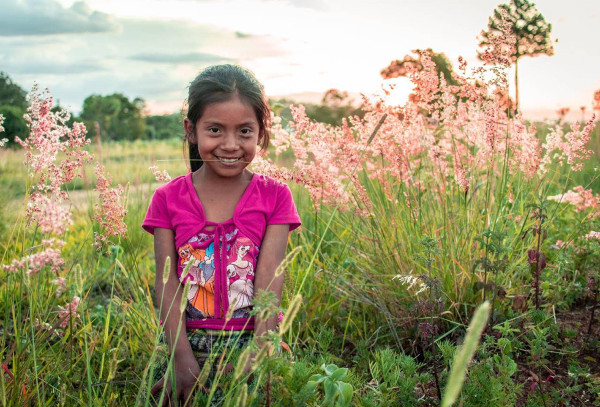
[0,71,365,146]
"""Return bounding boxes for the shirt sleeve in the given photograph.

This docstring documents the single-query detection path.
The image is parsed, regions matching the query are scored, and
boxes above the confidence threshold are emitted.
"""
[267,183,301,231]
[142,188,173,234]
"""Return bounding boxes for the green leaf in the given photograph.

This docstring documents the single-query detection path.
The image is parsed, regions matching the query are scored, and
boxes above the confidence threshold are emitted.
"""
[338,382,353,405]
[323,364,338,376]
[323,380,337,405]
[329,367,348,381]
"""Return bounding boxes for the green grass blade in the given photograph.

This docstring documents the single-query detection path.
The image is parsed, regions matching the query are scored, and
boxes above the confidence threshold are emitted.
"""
[441,301,490,407]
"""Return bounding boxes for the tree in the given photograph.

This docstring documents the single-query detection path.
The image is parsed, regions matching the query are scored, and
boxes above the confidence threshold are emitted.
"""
[80,93,146,141]
[381,49,460,87]
[0,72,28,145]
[478,0,554,110]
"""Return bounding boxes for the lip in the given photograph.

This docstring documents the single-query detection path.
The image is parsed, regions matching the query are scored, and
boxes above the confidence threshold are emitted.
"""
[215,155,243,166]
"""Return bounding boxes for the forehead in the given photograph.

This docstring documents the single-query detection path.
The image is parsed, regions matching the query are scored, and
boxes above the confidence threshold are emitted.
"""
[199,94,258,124]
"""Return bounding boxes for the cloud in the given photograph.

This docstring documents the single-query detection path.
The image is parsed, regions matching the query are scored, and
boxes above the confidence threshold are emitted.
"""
[235,31,253,39]
[0,0,118,36]
[130,52,231,64]
[6,60,106,75]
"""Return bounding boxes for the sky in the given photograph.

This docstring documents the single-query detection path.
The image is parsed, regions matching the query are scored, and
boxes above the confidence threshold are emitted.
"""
[1,0,599,120]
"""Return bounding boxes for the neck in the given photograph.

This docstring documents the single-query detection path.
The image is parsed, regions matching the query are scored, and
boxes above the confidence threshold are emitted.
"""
[194,167,252,187]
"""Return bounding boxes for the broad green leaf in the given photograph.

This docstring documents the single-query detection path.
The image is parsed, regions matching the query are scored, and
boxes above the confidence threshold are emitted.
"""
[329,367,348,381]
[338,382,353,405]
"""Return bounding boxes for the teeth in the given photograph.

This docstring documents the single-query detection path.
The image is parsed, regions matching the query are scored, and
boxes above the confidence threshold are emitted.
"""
[218,157,240,162]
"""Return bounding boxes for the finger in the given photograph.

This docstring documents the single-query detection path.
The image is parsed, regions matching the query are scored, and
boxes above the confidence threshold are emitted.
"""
[161,389,173,407]
[150,378,164,395]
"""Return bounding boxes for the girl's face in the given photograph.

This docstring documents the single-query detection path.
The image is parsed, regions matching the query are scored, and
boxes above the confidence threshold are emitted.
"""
[237,244,250,258]
[185,94,260,179]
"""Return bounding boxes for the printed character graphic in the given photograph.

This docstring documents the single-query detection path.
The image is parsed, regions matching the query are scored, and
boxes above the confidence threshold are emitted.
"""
[227,237,255,311]
[179,242,217,318]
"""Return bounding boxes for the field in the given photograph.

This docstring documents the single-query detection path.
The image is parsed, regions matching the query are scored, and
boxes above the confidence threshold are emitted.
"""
[1,55,600,406]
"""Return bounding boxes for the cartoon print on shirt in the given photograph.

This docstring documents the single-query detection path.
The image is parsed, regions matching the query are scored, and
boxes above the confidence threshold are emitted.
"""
[227,236,256,313]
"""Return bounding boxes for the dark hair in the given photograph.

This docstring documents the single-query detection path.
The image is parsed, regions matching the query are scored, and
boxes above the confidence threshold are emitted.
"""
[185,64,271,172]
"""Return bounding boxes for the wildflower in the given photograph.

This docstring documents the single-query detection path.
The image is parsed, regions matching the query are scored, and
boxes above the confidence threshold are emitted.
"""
[16,85,91,195]
[27,192,72,235]
[149,165,172,182]
[57,296,81,328]
[93,163,128,249]
[51,277,67,297]
[0,113,4,133]
[3,245,65,275]
[393,274,428,295]
[547,186,600,216]
[584,231,600,240]
[541,117,596,173]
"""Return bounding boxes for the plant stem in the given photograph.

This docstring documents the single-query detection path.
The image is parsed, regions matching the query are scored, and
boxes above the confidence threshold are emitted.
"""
[587,287,598,335]
[535,213,543,310]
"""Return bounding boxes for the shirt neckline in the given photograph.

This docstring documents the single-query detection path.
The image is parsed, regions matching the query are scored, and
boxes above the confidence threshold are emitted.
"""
[185,171,257,226]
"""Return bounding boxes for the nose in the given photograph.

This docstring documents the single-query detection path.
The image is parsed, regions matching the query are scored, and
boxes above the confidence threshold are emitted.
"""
[221,132,238,151]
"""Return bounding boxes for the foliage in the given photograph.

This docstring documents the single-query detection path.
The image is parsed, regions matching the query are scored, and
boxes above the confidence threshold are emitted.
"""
[380,48,460,87]
[0,72,28,145]
[305,363,353,406]
[478,0,554,108]
[145,112,183,140]
[80,93,146,141]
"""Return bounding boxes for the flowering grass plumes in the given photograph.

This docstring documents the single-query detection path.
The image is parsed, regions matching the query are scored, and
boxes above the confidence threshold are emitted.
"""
[149,165,172,182]
[2,239,65,275]
[56,295,81,328]
[16,85,92,195]
[585,231,600,240]
[540,116,596,173]
[0,113,7,147]
[264,41,594,211]
[547,186,600,217]
[93,163,128,249]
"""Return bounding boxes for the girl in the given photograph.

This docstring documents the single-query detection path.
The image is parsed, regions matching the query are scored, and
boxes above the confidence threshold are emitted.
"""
[142,64,301,405]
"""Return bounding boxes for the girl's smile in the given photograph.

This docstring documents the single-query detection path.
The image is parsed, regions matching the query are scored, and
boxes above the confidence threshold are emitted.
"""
[185,94,260,179]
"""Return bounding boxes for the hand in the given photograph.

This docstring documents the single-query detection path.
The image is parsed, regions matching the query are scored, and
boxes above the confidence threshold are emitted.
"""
[150,356,201,406]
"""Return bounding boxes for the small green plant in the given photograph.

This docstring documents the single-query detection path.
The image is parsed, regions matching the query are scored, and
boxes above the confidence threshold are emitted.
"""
[305,363,353,407]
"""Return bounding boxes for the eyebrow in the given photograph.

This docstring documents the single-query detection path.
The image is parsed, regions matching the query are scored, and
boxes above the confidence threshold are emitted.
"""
[201,120,258,127]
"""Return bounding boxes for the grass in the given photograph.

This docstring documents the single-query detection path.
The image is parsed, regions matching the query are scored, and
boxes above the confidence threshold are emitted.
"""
[1,129,600,406]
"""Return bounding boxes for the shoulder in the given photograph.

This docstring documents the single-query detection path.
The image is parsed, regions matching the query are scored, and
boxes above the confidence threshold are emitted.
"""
[156,174,188,193]
[252,173,290,195]
[154,174,188,196]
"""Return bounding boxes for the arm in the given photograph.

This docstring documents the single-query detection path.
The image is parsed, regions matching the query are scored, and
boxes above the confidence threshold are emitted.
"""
[252,224,291,350]
[151,227,200,404]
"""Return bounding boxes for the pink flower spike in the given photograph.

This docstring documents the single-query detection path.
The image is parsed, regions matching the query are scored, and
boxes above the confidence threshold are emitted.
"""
[57,296,81,328]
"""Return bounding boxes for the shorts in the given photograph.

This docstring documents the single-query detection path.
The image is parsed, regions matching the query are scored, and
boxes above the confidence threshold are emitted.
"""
[151,328,254,385]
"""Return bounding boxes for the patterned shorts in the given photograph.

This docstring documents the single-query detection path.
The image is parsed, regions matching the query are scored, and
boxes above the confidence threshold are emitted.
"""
[151,329,253,384]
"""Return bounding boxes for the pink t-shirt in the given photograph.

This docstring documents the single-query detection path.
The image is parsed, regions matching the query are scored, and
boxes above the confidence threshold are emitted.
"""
[142,172,301,331]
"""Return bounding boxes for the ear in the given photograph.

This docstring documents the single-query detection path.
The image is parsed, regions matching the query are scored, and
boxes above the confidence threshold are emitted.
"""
[184,118,196,144]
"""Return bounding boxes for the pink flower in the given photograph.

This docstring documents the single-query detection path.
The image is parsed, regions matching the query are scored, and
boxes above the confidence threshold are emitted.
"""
[547,186,600,216]
[16,85,91,195]
[27,192,72,235]
[149,165,172,182]
[57,296,81,328]
[51,277,67,297]
[585,231,600,240]
[93,163,128,249]
[3,243,65,275]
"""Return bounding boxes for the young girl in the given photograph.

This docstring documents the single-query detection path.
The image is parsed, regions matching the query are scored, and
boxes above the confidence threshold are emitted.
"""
[142,64,301,404]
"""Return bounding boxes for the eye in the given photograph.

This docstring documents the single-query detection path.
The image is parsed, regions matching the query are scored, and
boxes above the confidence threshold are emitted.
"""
[240,128,253,137]
[207,127,221,134]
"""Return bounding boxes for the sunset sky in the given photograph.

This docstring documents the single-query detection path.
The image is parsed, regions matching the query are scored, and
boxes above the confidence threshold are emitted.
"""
[1,0,599,120]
